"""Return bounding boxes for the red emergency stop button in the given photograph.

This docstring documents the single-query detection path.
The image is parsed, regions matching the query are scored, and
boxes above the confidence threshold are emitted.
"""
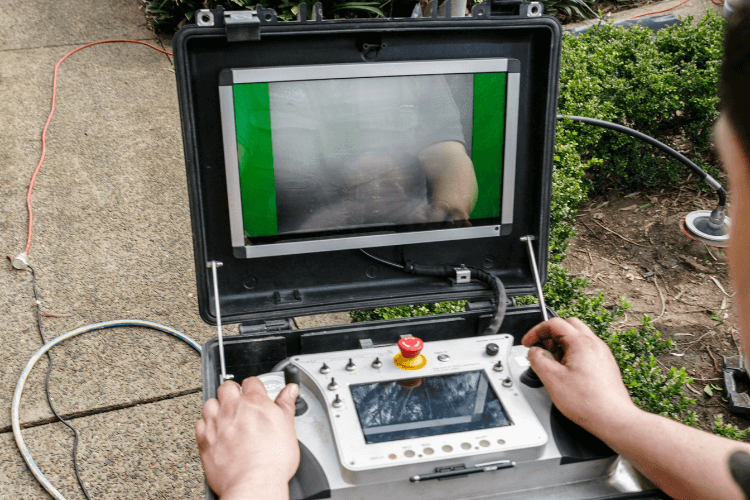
[398,337,423,358]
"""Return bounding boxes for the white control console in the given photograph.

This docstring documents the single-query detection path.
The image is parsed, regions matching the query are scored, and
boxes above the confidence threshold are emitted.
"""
[255,334,657,499]
[291,333,545,482]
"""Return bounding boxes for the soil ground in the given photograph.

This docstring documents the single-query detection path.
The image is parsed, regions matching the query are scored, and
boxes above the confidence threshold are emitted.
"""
[564,180,748,435]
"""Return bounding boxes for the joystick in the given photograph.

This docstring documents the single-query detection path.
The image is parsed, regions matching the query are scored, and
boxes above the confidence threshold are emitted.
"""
[520,367,543,388]
[284,364,309,416]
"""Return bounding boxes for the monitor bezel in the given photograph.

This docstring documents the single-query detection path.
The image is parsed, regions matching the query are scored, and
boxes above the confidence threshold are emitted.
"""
[219,58,520,259]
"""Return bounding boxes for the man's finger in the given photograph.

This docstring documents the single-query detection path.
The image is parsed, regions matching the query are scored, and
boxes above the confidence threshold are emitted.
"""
[217,379,242,403]
[242,376,270,400]
[275,383,300,418]
[202,398,220,422]
[527,346,566,383]
[522,318,578,348]
[564,317,598,339]
[195,419,206,443]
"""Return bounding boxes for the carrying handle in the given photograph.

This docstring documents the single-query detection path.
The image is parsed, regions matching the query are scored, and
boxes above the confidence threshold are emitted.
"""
[208,261,234,384]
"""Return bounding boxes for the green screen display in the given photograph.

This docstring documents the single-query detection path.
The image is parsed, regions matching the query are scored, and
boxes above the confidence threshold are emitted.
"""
[233,73,507,240]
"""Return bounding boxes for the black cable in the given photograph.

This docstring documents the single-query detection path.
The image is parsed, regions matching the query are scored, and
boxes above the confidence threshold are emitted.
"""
[360,249,405,269]
[401,262,507,335]
[557,115,727,207]
[28,266,92,500]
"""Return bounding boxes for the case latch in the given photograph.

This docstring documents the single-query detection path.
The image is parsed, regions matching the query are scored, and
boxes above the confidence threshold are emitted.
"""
[195,7,273,42]
[224,11,261,42]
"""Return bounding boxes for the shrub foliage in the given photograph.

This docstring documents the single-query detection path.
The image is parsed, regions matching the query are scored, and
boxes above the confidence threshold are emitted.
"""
[713,415,750,441]
[559,14,726,192]
[350,301,466,322]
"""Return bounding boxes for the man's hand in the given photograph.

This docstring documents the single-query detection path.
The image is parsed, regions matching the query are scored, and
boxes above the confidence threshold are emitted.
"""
[196,378,301,500]
[522,318,636,434]
[523,318,750,500]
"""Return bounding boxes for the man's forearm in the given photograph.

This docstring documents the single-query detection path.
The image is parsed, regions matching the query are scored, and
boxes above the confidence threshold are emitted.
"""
[593,406,747,500]
[419,141,478,216]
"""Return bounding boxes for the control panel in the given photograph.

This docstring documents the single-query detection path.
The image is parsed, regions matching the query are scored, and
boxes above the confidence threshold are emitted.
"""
[261,333,547,485]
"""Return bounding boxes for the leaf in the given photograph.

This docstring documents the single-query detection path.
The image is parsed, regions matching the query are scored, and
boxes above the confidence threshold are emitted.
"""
[704,385,713,397]
[330,2,385,15]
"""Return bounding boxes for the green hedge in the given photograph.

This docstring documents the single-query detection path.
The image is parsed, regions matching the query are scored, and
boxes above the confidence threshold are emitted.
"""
[559,14,725,191]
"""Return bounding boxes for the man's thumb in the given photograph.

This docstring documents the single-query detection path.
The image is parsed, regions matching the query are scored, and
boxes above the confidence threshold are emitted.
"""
[275,383,299,417]
[527,346,563,381]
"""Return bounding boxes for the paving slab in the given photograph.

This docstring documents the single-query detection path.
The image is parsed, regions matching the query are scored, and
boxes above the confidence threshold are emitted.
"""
[567,0,720,31]
[0,393,204,499]
[0,39,216,428]
[294,312,354,329]
[2,0,155,51]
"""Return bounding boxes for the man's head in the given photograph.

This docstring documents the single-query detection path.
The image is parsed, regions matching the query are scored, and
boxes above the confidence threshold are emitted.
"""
[717,2,750,352]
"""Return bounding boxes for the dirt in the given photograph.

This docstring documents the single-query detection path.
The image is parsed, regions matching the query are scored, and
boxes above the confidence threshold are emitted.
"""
[562,180,750,435]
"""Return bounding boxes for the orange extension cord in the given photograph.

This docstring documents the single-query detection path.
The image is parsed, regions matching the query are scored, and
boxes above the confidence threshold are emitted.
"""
[628,0,691,19]
[21,40,173,258]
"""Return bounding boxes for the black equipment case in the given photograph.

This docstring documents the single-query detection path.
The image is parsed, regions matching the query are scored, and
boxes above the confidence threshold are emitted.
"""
[172,3,665,499]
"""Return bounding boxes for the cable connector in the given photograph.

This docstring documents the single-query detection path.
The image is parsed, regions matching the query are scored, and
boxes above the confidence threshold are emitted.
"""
[454,266,471,284]
[12,252,29,270]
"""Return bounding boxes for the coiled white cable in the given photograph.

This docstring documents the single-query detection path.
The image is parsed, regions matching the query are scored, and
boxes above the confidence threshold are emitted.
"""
[12,319,202,500]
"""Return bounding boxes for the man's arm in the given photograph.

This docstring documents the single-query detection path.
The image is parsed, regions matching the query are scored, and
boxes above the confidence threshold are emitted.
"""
[523,318,749,500]
[418,141,478,223]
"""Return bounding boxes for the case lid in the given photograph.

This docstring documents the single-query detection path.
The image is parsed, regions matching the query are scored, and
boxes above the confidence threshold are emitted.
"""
[173,2,562,325]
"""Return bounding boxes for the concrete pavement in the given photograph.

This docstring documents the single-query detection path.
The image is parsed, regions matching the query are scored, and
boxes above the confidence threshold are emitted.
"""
[567,0,721,30]
[2,1,217,497]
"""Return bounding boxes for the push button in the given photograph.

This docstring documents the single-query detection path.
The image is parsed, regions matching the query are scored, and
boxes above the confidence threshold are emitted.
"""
[399,337,423,358]
[486,343,499,356]
[393,337,427,371]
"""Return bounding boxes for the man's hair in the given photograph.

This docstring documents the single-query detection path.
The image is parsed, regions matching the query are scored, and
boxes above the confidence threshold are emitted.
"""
[720,3,750,155]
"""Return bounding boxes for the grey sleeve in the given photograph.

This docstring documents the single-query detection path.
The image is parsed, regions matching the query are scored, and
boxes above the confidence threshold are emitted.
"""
[415,75,466,151]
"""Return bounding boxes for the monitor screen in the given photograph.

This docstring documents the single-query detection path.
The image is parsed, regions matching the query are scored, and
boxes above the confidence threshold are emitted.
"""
[350,370,512,444]
[219,59,519,258]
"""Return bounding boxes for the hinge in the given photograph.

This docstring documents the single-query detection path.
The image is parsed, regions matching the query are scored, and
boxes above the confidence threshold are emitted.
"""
[239,318,293,336]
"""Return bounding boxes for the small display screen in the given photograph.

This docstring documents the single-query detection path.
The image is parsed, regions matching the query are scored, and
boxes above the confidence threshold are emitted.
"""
[231,72,507,242]
[350,370,511,444]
